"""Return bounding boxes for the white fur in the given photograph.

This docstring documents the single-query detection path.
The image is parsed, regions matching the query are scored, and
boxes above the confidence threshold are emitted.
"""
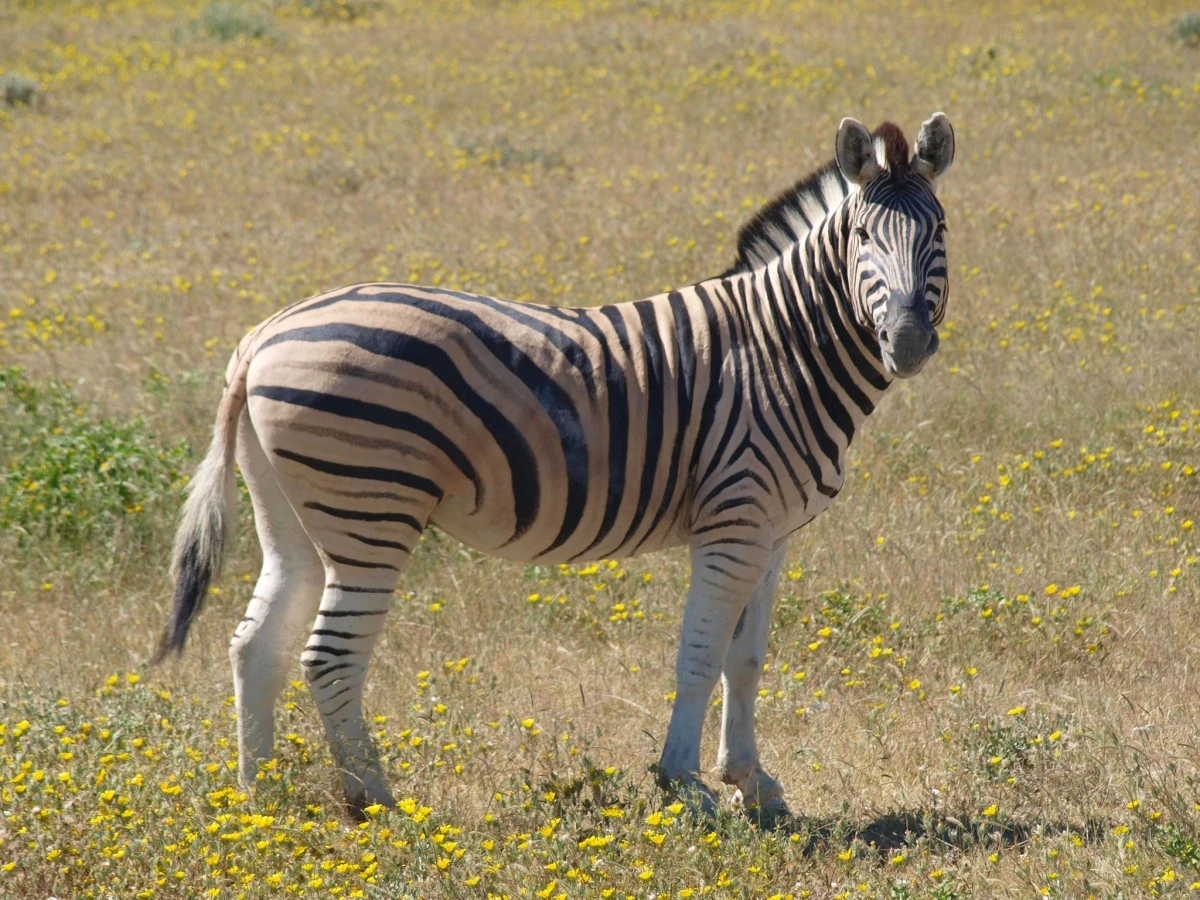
[873,134,890,169]
[228,414,325,792]
[169,409,237,586]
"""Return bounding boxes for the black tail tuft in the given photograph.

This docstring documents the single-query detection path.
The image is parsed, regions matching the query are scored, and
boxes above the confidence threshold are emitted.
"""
[153,345,245,665]
[151,540,212,665]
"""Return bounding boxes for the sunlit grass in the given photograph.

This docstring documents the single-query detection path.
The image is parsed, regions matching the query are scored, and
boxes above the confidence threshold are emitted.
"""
[2,0,1198,896]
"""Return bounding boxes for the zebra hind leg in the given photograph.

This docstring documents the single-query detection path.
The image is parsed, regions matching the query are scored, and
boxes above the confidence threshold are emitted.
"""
[230,416,325,792]
[302,550,418,816]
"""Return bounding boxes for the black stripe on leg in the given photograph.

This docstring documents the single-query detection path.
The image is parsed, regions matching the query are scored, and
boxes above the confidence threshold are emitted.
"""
[306,502,422,529]
[325,553,399,571]
[322,683,357,705]
[309,628,367,640]
[732,606,748,639]
[317,607,389,617]
[306,661,355,681]
[341,531,411,554]
[273,447,443,499]
[302,645,354,660]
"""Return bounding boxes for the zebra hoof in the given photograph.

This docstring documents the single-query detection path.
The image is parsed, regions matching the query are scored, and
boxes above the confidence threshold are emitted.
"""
[731,768,791,827]
[653,768,720,821]
[343,785,396,822]
[732,788,791,826]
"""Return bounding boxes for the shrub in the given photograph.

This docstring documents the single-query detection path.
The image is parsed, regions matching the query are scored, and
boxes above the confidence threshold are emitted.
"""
[197,1,274,41]
[1175,12,1200,46]
[1,73,38,107]
[0,367,190,551]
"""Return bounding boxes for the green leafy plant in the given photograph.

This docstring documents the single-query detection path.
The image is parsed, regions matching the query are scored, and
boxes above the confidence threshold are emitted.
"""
[1174,13,1200,46]
[1,72,37,107]
[196,1,274,41]
[0,367,190,550]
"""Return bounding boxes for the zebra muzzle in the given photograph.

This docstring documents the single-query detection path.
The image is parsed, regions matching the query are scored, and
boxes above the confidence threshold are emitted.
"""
[878,295,938,378]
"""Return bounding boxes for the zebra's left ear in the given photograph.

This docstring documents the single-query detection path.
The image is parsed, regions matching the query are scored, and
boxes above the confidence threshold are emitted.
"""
[910,112,955,188]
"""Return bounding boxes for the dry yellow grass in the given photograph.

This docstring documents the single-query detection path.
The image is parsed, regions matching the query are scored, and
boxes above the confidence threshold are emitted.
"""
[1,0,1198,897]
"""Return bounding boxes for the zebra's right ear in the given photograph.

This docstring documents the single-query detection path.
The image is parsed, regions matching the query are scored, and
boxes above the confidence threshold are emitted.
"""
[836,117,881,187]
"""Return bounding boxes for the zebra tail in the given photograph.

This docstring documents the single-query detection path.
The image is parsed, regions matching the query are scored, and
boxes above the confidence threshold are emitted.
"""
[152,357,250,664]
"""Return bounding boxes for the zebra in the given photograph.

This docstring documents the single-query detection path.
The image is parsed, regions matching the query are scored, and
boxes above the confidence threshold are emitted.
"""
[155,113,955,818]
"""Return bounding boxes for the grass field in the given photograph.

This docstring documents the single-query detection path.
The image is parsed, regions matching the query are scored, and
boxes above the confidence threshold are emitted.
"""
[2,0,1199,896]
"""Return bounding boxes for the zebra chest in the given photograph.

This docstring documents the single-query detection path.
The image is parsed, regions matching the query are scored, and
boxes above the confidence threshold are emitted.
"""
[775,458,848,538]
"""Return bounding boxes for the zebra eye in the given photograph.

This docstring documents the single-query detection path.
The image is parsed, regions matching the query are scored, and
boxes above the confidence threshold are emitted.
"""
[855,227,870,244]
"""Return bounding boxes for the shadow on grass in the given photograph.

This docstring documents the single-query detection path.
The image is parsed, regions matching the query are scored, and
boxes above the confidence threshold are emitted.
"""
[761,808,1109,853]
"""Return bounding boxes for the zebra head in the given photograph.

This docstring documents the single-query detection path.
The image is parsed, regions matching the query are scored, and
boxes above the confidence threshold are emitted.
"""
[837,113,955,378]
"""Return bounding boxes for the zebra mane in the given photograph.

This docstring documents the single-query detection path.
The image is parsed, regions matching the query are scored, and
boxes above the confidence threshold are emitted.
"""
[724,122,911,275]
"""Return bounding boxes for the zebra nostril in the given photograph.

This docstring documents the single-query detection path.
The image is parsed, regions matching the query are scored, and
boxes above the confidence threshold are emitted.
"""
[878,328,889,346]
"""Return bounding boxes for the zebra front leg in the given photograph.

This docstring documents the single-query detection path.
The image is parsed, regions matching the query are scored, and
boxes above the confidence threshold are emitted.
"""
[230,417,325,790]
[302,573,400,816]
[657,539,772,815]
[716,540,790,819]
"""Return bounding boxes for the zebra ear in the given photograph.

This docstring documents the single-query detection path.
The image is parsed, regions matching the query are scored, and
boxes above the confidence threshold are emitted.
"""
[911,112,955,187]
[836,117,881,186]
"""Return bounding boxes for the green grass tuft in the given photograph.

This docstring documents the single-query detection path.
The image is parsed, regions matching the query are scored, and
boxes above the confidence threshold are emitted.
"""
[0,367,190,552]
[1,72,37,107]
[196,1,274,41]
[1174,12,1200,46]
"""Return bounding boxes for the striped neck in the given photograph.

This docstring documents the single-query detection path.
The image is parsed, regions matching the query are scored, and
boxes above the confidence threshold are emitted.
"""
[725,205,892,444]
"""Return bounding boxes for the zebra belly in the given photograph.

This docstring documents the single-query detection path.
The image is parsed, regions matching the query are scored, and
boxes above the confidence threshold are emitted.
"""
[429,495,690,565]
